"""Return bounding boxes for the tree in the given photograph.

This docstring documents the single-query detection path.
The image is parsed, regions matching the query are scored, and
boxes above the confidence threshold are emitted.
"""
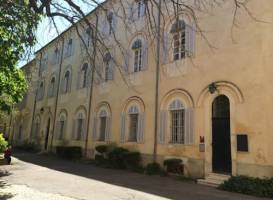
[0,134,8,153]
[0,0,40,113]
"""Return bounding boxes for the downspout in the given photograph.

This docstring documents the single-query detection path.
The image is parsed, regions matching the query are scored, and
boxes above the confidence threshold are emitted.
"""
[84,16,99,157]
[50,37,65,152]
[29,52,42,142]
[153,0,162,163]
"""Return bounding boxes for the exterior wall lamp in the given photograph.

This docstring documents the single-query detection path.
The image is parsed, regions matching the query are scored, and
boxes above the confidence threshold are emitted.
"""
[208,82,218,94]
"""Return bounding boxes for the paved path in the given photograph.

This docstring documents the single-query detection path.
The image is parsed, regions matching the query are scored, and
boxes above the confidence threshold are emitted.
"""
[0,152,268,200]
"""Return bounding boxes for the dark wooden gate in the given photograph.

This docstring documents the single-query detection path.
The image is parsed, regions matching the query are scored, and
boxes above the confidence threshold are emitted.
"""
[212,95,231,174]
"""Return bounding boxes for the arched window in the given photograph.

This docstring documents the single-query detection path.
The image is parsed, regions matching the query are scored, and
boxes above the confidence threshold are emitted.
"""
[62,70,71,93]
[85,28,93,47]
[128,106,139,142]
[107,12,114,35]
[56,112,67,140]
[132,39,143,72]
[170,20,186,61]
[104,53,114,81]
[48,76,56,97]
[37,81,44,101]
[169,99,185,144]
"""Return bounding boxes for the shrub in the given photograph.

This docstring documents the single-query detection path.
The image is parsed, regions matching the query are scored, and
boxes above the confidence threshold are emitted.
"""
[123,151,142,171]
[56,146,82,160]
[0,134,8,153]
[163,158,184,175]
[94,154,109,167]
[218,176,273,198]
[108,147,129,169]
[16,141,40,152]
[145,162,161,175]
[95,145,108,154]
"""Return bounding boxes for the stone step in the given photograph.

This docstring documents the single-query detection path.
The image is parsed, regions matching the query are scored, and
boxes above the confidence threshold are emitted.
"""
[198,173,231,187]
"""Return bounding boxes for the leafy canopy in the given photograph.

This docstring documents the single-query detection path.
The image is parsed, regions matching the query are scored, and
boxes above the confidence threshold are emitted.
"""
[0,0,40,113]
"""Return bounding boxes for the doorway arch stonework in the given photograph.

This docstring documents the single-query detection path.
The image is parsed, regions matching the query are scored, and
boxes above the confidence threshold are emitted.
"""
[197,81,244,176]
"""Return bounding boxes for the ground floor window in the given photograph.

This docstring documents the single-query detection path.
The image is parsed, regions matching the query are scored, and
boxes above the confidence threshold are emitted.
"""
[170,109,185,144]
[129,113,138,142]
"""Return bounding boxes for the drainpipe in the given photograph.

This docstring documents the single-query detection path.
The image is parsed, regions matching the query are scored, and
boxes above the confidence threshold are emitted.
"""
[50,37,65,152]
[153,0,162,163]
[84,15,99,157]
[30,52,42,142]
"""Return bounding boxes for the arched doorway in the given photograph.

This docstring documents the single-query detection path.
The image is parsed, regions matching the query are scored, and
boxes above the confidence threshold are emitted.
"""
[44,118,51,150]
[212,95,231,174]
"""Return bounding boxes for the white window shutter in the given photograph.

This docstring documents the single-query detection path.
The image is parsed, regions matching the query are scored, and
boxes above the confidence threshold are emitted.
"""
[72,119,77,140]
[55,121,60,139]
[186,24,195,57]
[137,114,145,143]
[162,32,170,64]
[158,111,167,144]
[86,66,92,87]
[140,1,146,17]
[128,3,134,22]
[105,116,111,142]
[68,73,72,92]
[185,108,194,144]
[124,52,130,74]
[142,43,148,71]
[77,71,81,89]
[120,114,126,143]
[81,119,86,141]
[92,117,97,141]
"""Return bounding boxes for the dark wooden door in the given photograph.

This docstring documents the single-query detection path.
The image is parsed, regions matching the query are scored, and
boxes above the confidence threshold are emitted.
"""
[212,95,231,174]
[44,118,50,150]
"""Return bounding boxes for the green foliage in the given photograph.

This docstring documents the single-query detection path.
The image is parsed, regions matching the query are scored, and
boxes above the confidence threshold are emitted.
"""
[145,162,161,175]
[56,146,82,160]
[163,158,184,175]
[123,151,142,171]
[0,134,8,153]
[108,147,129,169]
[0,1,40,112]
[218,176,273,198]
[95,145,108,154]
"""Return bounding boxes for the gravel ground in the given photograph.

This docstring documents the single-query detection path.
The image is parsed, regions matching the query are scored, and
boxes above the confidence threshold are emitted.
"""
[0,183,76,200]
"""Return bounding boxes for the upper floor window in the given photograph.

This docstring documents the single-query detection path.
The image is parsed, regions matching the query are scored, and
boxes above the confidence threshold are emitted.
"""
[48,76,56,98]
[137,0,146,19]
[103,53,114,82]
[65,38,74,57]
[85,28,93,47]
[171,20,186,61]
[52,48,61,65]
[132,39,143,72]
[61,69,72,94]
[40,54,48,74]
[102,11,117,37]
[37,81,44,101]
[81,63,88,88]
[107,12,114,35]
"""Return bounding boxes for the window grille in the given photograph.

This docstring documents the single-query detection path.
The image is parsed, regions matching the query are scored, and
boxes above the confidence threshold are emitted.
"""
[170,109,185,144]
[129,113,138,142]
[59,120,65,140]
[76,118,83,140]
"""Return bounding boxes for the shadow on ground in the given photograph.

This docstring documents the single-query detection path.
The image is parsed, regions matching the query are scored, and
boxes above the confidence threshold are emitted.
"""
[10,150,263,200]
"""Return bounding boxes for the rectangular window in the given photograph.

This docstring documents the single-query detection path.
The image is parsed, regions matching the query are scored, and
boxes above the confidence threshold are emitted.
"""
[129,114,138,142]
[134,49,142,72]
[170,110,185,144]
[173,30,186,61]
[99,117,106,141]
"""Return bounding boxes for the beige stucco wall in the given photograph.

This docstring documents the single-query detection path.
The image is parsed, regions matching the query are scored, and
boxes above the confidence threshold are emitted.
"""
[11,0,273,178]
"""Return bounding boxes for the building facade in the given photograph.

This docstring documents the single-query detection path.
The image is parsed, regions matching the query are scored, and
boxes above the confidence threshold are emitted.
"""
[7,0,273,178]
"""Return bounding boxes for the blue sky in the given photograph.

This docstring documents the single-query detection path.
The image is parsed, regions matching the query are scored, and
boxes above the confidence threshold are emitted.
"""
[20,1,103,67]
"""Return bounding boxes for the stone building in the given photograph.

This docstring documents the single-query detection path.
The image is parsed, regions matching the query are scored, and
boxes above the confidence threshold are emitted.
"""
[6,0,273,179]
